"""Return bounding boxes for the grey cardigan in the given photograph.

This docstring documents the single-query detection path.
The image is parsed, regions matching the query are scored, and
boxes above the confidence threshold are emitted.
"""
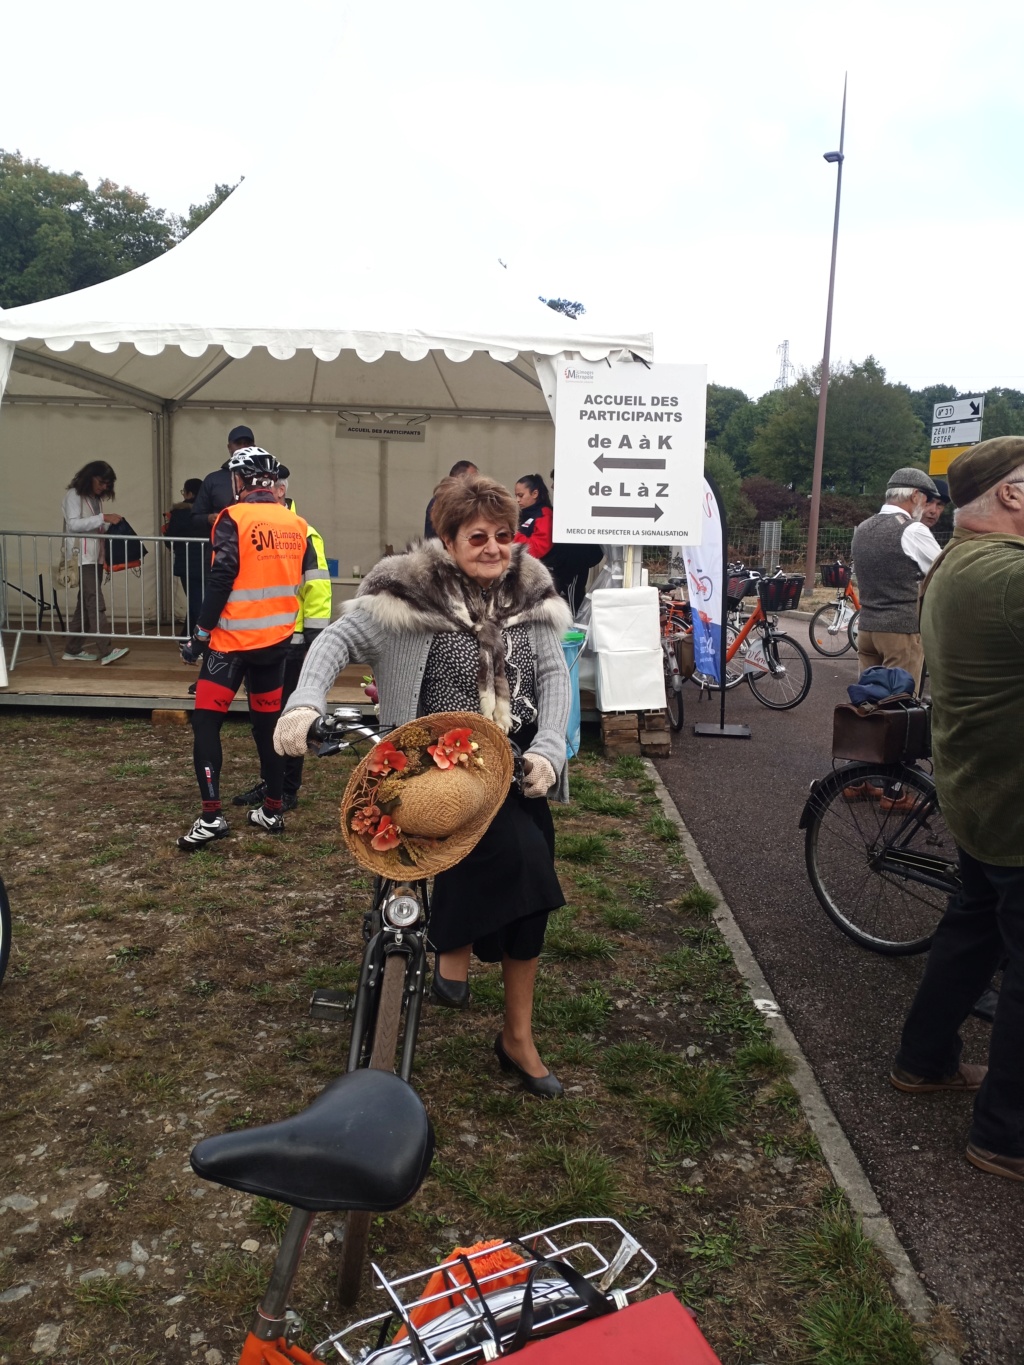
[286,603,573,802]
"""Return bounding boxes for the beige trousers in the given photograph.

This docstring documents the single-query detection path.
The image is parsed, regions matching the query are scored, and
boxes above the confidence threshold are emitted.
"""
[856,628,924,694]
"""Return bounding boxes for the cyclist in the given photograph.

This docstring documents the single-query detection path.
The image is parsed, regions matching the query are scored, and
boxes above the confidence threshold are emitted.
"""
[177,447,318,851]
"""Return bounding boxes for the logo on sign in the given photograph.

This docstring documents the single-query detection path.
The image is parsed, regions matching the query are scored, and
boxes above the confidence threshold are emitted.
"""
[562,366,595,382]
[934,404,955,420]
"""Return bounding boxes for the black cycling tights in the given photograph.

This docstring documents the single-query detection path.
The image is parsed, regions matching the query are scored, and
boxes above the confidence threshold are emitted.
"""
[191,643,288,812]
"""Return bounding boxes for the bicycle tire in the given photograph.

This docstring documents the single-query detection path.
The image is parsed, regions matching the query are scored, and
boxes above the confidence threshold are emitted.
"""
[665,644,684,732]
[805,763,958,955]
[746,633,812,710]
[847,609,860,653]
[0,876,10,986]
[337,953,408,1306]
[809,602,854,657]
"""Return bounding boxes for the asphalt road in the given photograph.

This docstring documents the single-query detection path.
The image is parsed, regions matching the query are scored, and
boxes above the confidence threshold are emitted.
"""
[653,626,1020,1365]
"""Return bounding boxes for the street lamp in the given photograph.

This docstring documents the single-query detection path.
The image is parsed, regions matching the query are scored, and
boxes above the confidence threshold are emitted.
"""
[804,76,847,594]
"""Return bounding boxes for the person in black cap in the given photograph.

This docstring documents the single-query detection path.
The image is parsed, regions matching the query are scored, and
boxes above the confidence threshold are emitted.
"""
[191,425,257,536]
[920,476,950,532]
[849,465,941,693]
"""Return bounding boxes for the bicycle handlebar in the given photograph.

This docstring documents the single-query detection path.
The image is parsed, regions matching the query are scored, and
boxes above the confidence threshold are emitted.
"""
[308,708,383,757]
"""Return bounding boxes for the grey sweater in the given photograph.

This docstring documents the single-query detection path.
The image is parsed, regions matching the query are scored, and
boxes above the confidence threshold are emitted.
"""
[286,585,573,802]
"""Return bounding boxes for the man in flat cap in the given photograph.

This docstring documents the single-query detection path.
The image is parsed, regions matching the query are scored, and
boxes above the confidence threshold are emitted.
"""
[850,466,942,692]
[890,437,1024,1181]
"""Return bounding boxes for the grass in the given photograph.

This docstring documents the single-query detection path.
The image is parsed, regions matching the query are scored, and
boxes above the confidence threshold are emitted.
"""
[544,910,616,961]
[568,775,635,817]
[555,832,611,863]
[73,1276,143,1315]
[645,1064,744,1151]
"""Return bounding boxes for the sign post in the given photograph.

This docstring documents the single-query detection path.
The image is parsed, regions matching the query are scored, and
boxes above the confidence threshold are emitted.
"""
[929,396,984,476]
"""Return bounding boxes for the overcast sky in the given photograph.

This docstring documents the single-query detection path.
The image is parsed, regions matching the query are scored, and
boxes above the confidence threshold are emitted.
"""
[3,0,1022,398]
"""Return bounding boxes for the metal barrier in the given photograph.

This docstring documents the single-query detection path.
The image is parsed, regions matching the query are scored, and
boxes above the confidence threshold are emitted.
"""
[1,530,210,669]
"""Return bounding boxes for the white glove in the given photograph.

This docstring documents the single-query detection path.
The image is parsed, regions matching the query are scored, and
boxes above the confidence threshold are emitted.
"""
[274,706,321,757]
[522,752,557,799]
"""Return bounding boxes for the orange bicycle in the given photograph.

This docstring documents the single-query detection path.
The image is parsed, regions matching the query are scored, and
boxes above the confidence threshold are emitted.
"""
[808,561,860,658]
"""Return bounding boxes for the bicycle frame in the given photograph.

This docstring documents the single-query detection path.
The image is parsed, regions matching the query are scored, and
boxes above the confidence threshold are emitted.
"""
[348,878,431,1082]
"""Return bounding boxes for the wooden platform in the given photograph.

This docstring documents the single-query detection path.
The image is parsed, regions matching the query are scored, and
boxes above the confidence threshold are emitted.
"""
[0,635,370,713]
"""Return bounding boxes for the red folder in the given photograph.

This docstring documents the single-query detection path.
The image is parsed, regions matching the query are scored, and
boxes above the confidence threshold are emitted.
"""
[515,1293,722,1364]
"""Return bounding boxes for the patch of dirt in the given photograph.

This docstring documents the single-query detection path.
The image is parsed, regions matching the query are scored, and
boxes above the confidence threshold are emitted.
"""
[0,714,929,1363]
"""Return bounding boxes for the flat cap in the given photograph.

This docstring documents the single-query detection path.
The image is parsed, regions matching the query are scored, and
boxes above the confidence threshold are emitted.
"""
[947,437,1024,508]
[888,466,939,496]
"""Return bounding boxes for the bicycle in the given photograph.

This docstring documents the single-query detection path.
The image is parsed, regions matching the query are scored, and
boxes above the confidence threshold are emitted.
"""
[0,873,10,986]
[304,708,435,1306]
[800,751,959,955]
[189,1067,687,1364]
[657,588,688,731]
[808,561,860,658]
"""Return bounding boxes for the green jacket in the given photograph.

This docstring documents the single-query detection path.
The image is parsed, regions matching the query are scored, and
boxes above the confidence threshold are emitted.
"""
[920,527,1024,866]
[294,522,332,642]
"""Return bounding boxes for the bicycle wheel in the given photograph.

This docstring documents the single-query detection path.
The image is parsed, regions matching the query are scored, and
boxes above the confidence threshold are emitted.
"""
[809,602,854,657]
[664,645,684,731]
[337,952,408,1306]
[0,876,10,986]
[804,764,958,954]
[847,609,860,653]
[746,633,812,710]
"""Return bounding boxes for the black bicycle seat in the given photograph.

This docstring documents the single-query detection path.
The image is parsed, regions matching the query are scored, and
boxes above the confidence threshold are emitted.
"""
[190,1069,434,1213]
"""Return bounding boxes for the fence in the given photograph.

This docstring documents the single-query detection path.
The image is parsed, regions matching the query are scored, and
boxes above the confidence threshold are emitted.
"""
[1,530,210,668]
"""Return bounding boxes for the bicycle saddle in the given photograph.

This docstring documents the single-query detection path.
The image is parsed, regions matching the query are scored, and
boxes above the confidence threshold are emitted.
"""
[190,1069,434,1213]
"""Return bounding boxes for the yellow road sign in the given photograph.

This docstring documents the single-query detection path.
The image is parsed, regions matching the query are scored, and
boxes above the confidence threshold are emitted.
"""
[929,445,972,475]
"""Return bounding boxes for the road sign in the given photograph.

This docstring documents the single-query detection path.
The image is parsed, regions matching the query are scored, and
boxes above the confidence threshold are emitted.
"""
[931,420,983,447]
[552,360,707,543]
[929,444,972,476]
[932,397,984,425]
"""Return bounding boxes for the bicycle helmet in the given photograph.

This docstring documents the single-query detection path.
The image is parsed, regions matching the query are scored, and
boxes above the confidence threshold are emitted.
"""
[226,446,281,485]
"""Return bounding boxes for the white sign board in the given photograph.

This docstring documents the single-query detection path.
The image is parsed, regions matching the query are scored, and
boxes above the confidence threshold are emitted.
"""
[932,420,983,447]
[552,360,707,543]
[932,397,984,425]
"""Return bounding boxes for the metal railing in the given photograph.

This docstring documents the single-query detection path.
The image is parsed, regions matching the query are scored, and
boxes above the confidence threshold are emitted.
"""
[1,530,210,669]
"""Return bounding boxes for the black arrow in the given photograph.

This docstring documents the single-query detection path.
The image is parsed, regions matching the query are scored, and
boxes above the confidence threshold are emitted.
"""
[592,504,664,521]
[592,455,667,472]
[970,400,980,416]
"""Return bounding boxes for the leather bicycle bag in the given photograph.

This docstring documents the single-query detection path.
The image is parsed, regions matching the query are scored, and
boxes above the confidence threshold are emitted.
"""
[677,632,695,679]
[832,694,931,764]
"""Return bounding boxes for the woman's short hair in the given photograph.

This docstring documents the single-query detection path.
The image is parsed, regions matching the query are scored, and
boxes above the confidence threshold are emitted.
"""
[431,475,518,544]
[68,461,117,500]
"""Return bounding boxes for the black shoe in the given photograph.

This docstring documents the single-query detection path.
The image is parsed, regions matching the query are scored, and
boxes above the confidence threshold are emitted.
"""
[187,681,197,697]
[971,985,1000,1024]
[282,792,299,812]
[232,780,267,807]
[494,1032,563,1099]
[430,965,470,1009]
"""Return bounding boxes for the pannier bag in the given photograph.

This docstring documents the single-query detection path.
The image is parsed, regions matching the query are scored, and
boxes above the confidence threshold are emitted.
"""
[832,694,931,764]
[756,574,804,613]
[104,517,149,573]
[821,562,851,589]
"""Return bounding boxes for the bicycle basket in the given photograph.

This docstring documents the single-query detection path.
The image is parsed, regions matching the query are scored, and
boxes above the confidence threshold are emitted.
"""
[821,562,851,589]
[757,575,805,613]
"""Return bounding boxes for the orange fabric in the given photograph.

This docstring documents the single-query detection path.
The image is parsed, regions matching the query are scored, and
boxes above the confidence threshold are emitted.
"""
[238,1331,320,1364]
[210,503,308,653]
[394,1240,529,1340]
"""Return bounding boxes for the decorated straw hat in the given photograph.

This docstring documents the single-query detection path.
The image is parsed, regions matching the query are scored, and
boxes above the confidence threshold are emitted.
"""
[340,712,513,878]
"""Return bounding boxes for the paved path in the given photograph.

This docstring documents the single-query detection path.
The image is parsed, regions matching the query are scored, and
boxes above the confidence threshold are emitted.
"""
[654,633,1021,1365]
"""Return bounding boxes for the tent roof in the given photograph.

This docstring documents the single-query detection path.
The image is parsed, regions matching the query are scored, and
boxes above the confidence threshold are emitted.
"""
[0,173,651,412]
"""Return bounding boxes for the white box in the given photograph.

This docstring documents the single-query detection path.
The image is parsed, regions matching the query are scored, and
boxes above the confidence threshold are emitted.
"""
[590,587,660,653]
[595,648,665,712]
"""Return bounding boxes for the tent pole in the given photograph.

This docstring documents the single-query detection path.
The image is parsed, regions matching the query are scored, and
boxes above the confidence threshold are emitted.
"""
[155,407,174,629]
[378,439,389,558]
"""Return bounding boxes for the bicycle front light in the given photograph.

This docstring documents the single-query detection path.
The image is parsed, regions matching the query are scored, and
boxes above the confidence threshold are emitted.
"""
[383,891,422,929]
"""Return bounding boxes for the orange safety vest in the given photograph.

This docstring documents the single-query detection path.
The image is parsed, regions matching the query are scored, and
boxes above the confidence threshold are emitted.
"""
[209,502,309,653]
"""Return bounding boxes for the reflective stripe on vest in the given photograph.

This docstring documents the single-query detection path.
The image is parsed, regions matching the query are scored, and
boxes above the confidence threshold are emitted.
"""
[210,502,309,653]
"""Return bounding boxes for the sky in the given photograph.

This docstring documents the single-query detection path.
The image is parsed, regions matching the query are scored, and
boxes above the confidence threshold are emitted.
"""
[3,0,1023,399]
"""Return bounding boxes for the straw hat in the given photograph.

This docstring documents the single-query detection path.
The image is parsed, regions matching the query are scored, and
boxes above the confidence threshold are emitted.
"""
[340,712,513,878]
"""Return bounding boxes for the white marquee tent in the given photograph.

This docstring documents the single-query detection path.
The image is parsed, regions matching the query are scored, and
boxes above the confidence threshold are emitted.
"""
[0,170,653,573]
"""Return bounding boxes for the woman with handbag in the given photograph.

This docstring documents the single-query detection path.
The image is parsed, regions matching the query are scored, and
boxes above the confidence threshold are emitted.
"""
[275,475,572,1097]
[60,461,130,666]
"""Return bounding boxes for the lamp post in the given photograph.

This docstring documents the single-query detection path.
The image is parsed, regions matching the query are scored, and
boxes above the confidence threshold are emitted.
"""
[804,75,847,593]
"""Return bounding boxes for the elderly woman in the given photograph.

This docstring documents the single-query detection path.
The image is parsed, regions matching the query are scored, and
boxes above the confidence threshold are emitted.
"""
[275,475,572,1097]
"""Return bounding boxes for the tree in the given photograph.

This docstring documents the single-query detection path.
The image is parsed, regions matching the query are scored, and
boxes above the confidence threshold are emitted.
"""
[978,388,1024,439]
[705,384,750,445]
[704,448,755,526]
[174,182,238,238]
[0,149,235,308]
[748,356,927,497]
[539,297,586,320]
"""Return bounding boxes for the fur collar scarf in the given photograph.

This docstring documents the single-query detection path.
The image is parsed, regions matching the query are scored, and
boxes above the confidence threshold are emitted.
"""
[345,540,572,729]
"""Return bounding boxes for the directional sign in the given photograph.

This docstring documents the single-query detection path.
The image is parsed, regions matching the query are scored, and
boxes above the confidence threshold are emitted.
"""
[932,397,984,425]
[552,360,707,543]
[932,420,983,447]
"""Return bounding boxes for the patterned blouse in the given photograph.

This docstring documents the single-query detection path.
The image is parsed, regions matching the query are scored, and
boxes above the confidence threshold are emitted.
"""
[420,626,538,734]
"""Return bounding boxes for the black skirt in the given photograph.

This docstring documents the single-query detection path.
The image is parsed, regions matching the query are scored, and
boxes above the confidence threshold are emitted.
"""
[428,782,564,962]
